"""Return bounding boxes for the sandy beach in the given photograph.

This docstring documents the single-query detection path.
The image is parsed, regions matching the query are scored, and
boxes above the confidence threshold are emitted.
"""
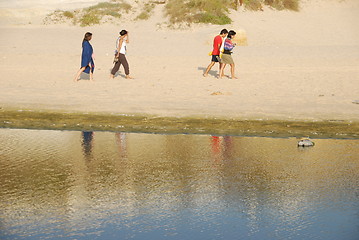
[0,0,358,134]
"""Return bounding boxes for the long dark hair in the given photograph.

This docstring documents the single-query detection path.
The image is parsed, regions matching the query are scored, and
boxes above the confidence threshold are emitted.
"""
[83,32,92,43]
[227,30,236,39]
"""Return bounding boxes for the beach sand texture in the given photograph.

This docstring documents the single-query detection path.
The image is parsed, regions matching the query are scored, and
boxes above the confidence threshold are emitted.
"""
[0,0,358,124]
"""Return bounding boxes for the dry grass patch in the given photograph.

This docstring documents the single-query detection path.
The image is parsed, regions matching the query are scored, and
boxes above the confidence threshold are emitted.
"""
[245,0,299,11]
[165,0,232,25]
[136,2,156,20]
[43,0,132,26]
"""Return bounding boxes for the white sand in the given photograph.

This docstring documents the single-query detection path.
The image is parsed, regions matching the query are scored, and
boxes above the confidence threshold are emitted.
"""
[0,0,358,121]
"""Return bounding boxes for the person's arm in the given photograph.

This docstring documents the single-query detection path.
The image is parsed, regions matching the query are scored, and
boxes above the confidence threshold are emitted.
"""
[230,39,236,49]
[117,37,124,56]
[126,32,129,43]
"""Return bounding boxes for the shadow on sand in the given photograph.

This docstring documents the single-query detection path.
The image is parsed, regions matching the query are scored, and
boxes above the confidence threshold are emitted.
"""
[198,67,218,77]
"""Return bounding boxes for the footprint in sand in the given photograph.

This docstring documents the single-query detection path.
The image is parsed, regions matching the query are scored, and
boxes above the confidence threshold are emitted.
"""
[210,91,232,96]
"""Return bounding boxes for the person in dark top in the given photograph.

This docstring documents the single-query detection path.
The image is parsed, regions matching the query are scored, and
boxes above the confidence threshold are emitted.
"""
[74,32,95,82]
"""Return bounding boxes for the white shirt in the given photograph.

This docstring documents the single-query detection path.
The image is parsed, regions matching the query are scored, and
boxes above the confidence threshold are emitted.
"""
[120,40,127,54]
[116,37,127,55]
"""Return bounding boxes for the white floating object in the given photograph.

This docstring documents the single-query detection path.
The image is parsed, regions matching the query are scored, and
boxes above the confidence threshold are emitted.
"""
[298,138,315,147]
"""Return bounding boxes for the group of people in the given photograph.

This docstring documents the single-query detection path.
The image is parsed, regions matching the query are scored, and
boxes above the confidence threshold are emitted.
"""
[203,29,237,79]
[73,30,133,82]
[74,28,237,82]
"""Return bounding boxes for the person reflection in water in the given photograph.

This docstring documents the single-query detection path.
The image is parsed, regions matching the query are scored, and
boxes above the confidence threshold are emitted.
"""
[211,135,233,163]
[82,131,94,159]
[115,132,127,158]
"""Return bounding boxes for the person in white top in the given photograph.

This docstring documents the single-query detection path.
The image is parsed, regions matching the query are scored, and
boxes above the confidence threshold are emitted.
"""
[110,30,133,79]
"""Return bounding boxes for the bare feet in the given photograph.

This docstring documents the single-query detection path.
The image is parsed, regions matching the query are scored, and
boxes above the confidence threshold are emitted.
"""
[126,75,134,79]
[109,74,114,79]
[203,73,208,77]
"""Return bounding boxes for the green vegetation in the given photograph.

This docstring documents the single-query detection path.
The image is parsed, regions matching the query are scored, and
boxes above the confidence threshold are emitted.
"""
[165,0,233,25]
[44,0,300,26]
[86,2,131,13]
[63,11,74,19]
[136,3,156,20]
[78,1,131,26]
[263,0,299,11]
[80,12,101,26]
[243,0,263,11]
[44,0,132,26]
[1,108,358,139]
[165,0,300,25]
[242,0,299,11]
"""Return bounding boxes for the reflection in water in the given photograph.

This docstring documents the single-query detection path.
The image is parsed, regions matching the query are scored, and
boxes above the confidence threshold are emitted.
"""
[115,132,127,158]
[211,136,234,163]
[0,129,358,240]
[82,131,94,158]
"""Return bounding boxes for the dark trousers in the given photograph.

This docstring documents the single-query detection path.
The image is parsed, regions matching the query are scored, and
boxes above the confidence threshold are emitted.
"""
[111,53,129,76]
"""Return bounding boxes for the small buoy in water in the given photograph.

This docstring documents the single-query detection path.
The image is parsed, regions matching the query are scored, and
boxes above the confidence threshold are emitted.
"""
[297,138,315,147]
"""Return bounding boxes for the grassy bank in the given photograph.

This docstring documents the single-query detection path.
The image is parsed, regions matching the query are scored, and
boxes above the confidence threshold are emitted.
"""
[165,0,233,25]
[1,108,358,139]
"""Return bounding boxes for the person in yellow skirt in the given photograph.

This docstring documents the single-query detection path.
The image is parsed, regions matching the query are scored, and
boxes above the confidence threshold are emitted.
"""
[219,30,237,79]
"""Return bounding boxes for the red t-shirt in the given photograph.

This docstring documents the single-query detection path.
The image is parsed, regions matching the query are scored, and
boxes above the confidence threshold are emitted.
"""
[212,35,222,55]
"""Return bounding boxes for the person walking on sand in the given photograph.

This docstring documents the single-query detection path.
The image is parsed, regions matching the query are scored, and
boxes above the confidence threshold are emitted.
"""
[74,32,94,82]
[219,30,237,79]
[203,29,228,77]
[236,0,243,10]
[110,30,133,79]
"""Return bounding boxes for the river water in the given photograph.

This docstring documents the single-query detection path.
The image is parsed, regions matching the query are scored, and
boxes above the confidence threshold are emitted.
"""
[0,128,358,239]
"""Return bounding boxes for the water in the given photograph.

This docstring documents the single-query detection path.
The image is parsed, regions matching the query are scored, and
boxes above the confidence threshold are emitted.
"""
[0,128,358,240]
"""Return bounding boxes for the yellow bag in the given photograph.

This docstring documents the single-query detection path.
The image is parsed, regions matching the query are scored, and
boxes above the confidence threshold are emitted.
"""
[208,51,212,56]
[220,49,224,58]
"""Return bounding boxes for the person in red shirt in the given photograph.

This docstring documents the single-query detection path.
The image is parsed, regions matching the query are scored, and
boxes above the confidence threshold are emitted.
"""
[203,29,228,77]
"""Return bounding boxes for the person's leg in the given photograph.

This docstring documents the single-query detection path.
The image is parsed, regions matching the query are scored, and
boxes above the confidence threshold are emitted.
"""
[110,60,121,78]
[221,66,228,78]
[119,54,132,79]
[230,63,237,79]
[219,63,227,79]
[237,0,243,9]
[204,62,215,77]
[74,67,86,82]
[89,68,94,81]
[219,63,225,77]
